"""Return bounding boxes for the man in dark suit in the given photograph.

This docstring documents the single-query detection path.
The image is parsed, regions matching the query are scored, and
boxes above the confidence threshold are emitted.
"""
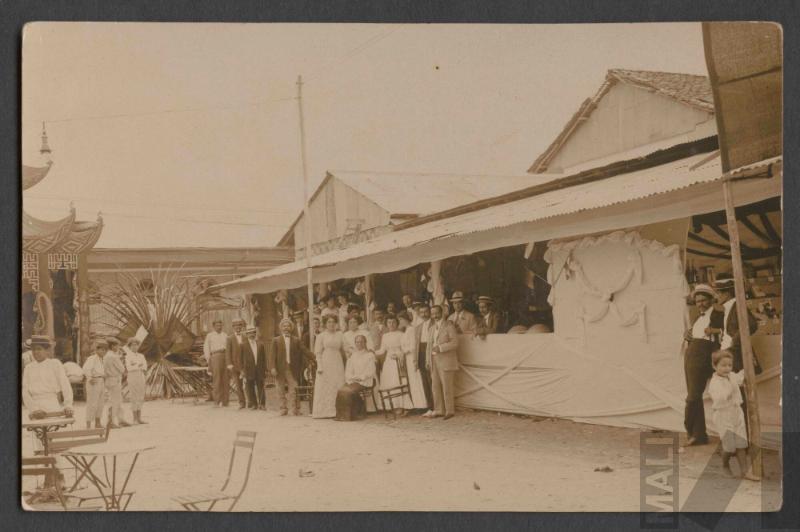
[268,318,313,416]
[292,310,308,347]
[476,296,500,338]
[240,326,267,410]
[712,276,759,372]
[227,318,247,409]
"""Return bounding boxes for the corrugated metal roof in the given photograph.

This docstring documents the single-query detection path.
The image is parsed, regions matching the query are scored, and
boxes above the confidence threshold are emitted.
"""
[216,152,786,296]
[331,170,556,216]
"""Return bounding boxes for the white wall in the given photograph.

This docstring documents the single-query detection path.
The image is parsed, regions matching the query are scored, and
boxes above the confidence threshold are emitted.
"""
[293,176,391,253]
[547,83,715,172]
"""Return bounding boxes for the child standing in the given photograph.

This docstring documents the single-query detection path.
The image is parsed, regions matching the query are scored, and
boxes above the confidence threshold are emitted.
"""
[708,349,760,481]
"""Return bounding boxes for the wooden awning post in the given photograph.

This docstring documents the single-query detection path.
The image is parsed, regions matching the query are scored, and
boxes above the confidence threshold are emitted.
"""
[722,180,762,477]
[365,274,373,325]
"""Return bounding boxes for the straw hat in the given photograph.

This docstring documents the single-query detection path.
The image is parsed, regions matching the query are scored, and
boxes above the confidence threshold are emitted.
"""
[29,335,53,348]
[450,291,465,302]
[691,284,717,299]
[477,295,494,304]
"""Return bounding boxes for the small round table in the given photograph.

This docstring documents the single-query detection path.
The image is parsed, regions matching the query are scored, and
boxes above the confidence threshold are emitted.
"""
[62,443,155,511]
[22,417,75,455]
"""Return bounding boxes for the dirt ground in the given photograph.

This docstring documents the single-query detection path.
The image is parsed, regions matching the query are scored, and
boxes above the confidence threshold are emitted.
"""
[22,392,782,512]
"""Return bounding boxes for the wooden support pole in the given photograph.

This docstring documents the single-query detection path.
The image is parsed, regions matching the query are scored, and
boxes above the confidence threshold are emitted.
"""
[297,75,315,352]
[365,274,373,325]
[77,254,91,364]
[722,180,762,477]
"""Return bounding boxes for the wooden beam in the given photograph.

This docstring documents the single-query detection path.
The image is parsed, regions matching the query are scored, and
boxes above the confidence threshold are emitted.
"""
[722,180,762,478]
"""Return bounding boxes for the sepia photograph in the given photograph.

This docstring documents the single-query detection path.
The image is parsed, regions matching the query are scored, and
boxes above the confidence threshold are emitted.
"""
[19,21,782,513]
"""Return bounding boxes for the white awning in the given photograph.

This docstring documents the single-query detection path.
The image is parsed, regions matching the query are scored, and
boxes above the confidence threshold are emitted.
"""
[216,153,782,297]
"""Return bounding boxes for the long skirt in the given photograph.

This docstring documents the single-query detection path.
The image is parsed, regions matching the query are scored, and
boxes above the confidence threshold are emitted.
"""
[404,352,429,409]
[127,370,145,410]
[379,354,413,410]
[335,383,367,421]
[312,348,346,418]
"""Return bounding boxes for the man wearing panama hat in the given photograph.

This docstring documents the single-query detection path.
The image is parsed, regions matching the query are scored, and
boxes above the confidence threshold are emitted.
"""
[682,284,724,446]
[475,296,500,338]
[447,291,477,335]
[21,335,74,419]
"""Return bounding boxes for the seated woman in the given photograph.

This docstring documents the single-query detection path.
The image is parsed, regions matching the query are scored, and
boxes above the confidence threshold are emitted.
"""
[335,334,377,421]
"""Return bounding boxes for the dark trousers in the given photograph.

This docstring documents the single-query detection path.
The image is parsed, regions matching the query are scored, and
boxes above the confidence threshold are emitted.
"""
[232,370,246,405]
[684,339,715,441]
[418,343,433,410]
[243,377,265,409]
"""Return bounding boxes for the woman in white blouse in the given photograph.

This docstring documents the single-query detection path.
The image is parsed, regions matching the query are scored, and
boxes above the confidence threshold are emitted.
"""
[342,316,374,357]
[123,338,148,424]
[335,334,377,421]
[398,312,430,410]
[375,314,413,415]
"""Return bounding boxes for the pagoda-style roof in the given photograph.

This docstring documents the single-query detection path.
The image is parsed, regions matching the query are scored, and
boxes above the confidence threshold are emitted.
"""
[23,207,104,255]
[22,123,104,255]
[22,163,53,190]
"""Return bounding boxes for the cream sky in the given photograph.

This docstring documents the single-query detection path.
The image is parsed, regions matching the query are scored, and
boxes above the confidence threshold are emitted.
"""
[21,22,709,248]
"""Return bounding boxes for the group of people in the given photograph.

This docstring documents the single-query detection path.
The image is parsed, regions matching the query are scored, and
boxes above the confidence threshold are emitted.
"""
[202,290,505,422]
[21,334,149,429]
[682,274,760,480]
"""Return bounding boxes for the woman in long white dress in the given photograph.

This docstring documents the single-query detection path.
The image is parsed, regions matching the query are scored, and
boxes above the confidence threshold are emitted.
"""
[398,312,429,410]
[312,315,346,418]
[375,314,413,415]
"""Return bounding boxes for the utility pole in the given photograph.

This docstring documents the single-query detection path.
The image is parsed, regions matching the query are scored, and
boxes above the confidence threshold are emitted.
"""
[297,75,315,352]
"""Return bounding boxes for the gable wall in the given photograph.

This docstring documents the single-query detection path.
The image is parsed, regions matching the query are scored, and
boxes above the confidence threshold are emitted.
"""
[293,177,391,254]
[546,83,715,172]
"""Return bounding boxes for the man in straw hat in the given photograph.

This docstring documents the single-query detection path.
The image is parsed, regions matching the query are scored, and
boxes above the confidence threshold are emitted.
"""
[713,274,761,435]
[426,304,460,420]
[447,291,477,335]
[712,274,759,373]
[475,296,500,338]
[21,335,74,420]
[682,284,724,446]
[268,318,313,416]
[227,318,248,409]
[82,338,109,428]
[203,319,231,407]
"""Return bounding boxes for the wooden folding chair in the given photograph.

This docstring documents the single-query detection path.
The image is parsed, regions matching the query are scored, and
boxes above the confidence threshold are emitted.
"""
[22,456,101,511]
[294,360,316,414]
[378,358,411,419]
[173,430,257,512]
[46,425,111,493]
[358,378,379,415]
